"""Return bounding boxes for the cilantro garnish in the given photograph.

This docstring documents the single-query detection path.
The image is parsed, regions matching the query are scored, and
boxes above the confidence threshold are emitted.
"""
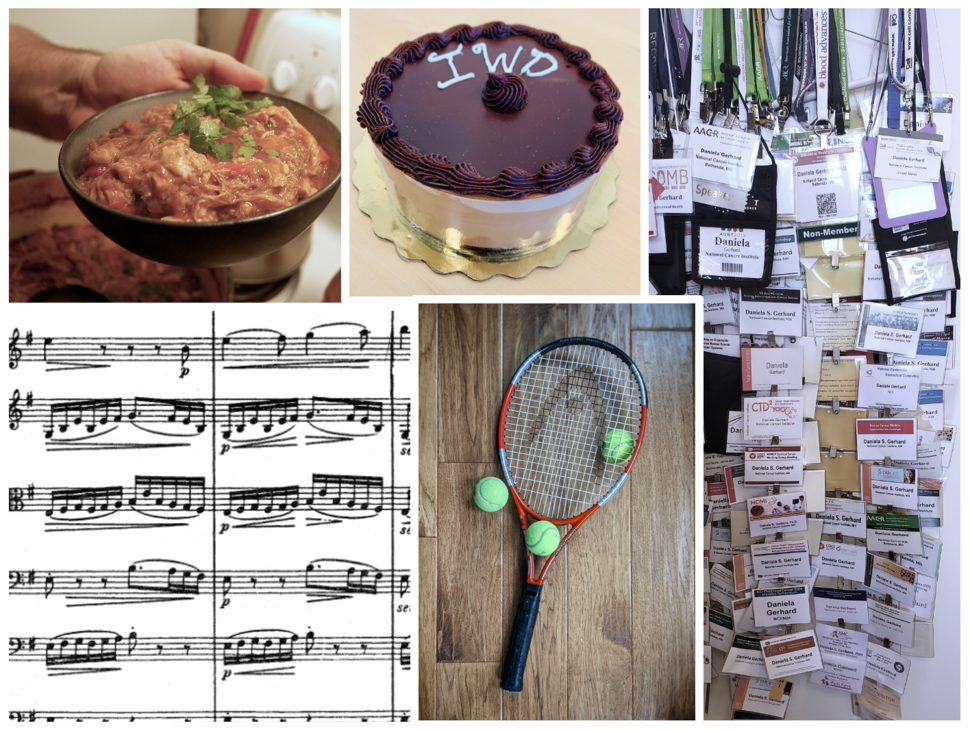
[165,75,274,162]
[144,126,159,133]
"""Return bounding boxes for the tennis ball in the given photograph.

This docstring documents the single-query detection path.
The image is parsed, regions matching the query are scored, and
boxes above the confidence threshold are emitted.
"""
[474,477,509,512]
[601,429,635,465]
[525,521,559,556]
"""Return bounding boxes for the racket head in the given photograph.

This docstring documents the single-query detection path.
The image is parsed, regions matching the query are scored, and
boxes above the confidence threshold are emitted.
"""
[498,337,648,525]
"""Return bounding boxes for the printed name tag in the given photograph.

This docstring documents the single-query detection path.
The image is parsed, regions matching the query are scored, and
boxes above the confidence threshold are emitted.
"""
[860,464,918,510]
[703,288,736,325]
[747,493,808,537]
[703,333,741,357]
[650,158,694,214]
[916,479,942,527]
[741,347,804,391]
[724,634,769,678]
[708,481,731,521]
[866,513,923,555]
[917,389,944,431]
[865,644,911,694]
[750,540,811,580]
[753,585,811,627]
[810,303,862,350]
[738,289,803,337]
[890,339,949,385]
[809,651,866,693]
[856,419,917,461]
[818,498,867,538]
[812,587,868,625]
[864,555,917,608]
[772,228,800,277]
[862,248,887,300]
[874,134,942,183]
[793,146,860,222]
[863,600,916,648]
[744,446,804,485]
[817,625,868,662]
[899,534,942,578]
[855,364,921,411]
[709,608,736,652]
[688,122,759,189]
[855,303,924,357]
[813,541,866,582]
[732,677,792,718]
[697,226,767,279]
[743,397,805,441]
[761,630,824,679]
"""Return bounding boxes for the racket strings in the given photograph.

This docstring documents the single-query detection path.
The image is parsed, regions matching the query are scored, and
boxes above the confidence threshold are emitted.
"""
[504,344,641,520]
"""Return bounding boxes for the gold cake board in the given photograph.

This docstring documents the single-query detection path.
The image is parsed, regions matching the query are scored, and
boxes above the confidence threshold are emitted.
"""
[352,137,619,281]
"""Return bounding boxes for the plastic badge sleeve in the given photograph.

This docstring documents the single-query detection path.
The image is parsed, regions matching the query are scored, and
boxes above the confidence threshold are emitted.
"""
[863,125,947,228]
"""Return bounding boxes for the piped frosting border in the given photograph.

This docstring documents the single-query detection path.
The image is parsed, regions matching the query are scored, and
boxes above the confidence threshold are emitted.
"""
[357,21,622,200]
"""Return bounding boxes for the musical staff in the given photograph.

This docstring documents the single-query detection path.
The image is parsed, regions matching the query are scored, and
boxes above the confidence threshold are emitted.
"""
[9,559,410,607]
[8,325,412,373]
[6,308,413,722]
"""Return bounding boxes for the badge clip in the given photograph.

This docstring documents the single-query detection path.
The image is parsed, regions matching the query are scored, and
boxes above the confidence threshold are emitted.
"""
[837,574,845,589]
[831,250,840,270]
[837,617,846,628]
[829,443,838,458]
[888,550,896,563]
[832,293,840,312]
[769,384,779,397]
[886,353,894,366]
[767,330,776,346]
[833,488,843,498]
[835,532,844,544]
[832,396,840,414]
[704,322,714,334]
[832,346,840,365]
[770,435,781,446]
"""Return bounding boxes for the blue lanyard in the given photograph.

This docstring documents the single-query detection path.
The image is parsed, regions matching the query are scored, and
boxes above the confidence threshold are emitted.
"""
[886,9,903,130]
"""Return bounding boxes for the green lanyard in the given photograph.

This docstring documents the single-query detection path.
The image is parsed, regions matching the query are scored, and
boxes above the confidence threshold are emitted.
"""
[752,10,771,104]
[712,9,725,84]
[833,8,850,112]
[702,8,715,85]
[743,10,756,98]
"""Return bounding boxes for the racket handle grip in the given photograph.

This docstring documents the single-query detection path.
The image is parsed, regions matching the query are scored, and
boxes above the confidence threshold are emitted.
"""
[500,582,543,693]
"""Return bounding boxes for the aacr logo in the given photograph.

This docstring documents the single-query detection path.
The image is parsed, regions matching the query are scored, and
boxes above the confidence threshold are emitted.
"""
[693,126,719,137]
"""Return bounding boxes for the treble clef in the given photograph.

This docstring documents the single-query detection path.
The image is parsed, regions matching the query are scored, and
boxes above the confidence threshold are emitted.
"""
[9,329,21,370]
[9,390,22,431]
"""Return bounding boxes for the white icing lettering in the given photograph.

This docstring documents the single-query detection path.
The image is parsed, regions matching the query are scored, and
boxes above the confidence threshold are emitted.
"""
[427,43,475,89]
[521,47,559,77]
[471,42,522,73]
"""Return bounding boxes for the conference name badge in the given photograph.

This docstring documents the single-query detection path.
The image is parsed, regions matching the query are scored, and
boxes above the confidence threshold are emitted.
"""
[761,630,824,679]
[855,419,917,461]
[743,397,805,441]
[744,446,804,485]
[812,587,868,623]
[697,226,767,279]
[750,540,811,580]
[746,493,808,538]
[753,586,811,627]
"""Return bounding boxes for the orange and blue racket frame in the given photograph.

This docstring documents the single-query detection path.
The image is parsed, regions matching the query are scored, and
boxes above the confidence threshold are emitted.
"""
[497,336,648,693]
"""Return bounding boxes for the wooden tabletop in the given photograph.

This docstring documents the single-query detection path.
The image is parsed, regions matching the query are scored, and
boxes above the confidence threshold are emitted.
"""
[419,304,694,720]
[349,9,641,295]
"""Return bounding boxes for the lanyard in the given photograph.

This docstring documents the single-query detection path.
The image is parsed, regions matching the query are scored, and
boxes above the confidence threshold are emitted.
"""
[723,9,735,113]
[866,9,888,138]
[669,9,691,80]
[752,10,771,105]
[740,10,754,99]
[712,9,725,86]
[902,8,915,92]
[829,9,848,134]
[793,9,816,122]
[814,8,828,123]
[887,9,903,130]
[778,8,799,128]
[833,9,850,114]
[691,8,706,121]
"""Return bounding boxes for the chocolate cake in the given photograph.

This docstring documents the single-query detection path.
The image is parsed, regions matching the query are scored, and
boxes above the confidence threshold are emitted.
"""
[357,21,622,251]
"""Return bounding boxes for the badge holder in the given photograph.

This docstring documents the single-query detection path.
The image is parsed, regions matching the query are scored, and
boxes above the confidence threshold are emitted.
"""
[649,215,688,294]
[864,126,947,229]
[764,475,798,638]
[691,135,778,288]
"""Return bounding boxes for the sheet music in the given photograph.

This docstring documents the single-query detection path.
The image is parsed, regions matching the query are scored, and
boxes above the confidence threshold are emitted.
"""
[3,304,417,722]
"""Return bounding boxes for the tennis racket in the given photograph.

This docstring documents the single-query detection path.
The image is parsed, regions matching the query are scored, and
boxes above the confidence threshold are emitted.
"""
[497,337,648,693]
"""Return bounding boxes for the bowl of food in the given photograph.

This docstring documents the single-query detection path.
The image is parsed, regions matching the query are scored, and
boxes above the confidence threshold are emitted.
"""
[58,76,340,268]
[10,171,231,302]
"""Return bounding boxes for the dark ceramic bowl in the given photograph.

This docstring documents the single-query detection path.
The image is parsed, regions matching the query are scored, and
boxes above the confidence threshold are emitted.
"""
[58,89,341,268]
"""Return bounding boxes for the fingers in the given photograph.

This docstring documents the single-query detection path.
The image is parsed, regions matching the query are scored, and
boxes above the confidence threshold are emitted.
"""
[167,40,267,91]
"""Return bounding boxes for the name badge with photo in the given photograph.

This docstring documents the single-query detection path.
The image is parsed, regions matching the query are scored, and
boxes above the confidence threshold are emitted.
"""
[750,540,811,580]
[812,587,869,623]
[813,541,866,582]
[855,302,924,357]
[818,498,867,538]
[753,585,811,627]
[856,419,918,461]
[855,364,921,411]
[761,630,824,679]
[738,288,803,337]
[741,347,804,391]
[860,464,918,510]
[744,446,804,485]
[697,226,767,280]
[743,397,805,441]
[746,493,808,537]
[732,677,792,718]
[866,513,923,555]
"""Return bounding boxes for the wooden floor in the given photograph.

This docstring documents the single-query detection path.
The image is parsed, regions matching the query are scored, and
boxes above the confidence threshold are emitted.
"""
[419,304,695,720]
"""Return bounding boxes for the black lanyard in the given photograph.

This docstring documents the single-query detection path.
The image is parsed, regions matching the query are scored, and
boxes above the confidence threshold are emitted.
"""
[828,9,844,134]
[778,8,799,129]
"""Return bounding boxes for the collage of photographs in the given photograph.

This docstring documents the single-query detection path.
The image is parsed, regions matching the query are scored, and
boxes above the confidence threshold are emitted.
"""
[0,3,962,725]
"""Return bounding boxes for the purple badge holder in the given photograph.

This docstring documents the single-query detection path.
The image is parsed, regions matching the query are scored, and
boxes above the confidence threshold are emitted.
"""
[863,123,947,228]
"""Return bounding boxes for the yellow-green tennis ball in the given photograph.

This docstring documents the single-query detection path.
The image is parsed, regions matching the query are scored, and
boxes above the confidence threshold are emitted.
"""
[474,477,509,512]
[601,429,635,465]
[525,521,559,556]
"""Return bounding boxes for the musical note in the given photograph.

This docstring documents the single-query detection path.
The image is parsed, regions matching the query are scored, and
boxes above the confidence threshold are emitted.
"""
[9,328,22,369]
[9,389,22,430]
